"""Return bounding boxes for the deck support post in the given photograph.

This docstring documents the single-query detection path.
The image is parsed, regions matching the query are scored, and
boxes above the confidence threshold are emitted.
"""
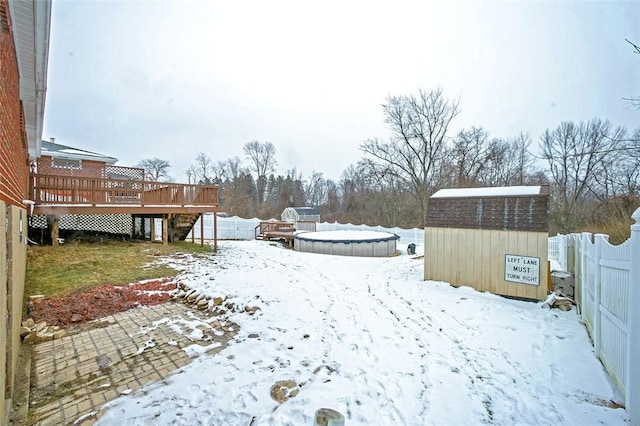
[47,215,60,246]
[150,217,156,241]
[162,214,168,246]
[200,213,204,246]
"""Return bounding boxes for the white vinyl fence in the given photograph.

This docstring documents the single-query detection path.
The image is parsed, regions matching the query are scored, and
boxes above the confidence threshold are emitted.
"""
[548,234,569,271]
[185,214,425,250]
[550,208,640,425]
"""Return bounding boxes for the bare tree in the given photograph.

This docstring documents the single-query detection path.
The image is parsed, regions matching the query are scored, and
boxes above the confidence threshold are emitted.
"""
[214,157,244,182]
[540,118,626,232]
[451,127,489,187]
[221,171,257,217]
[448,129,538,187]
[244,140,277,204]
[361,88,460,222]
[194,152,213,183]
[185,165,198,184]
[508,132,537,185]
[136,158,172,181]
[624,39,640,108]
[339,163,374,224]
[304,171,327,206]
[593,126,640,198]
[618,127,640,196]
[323,179,341,221]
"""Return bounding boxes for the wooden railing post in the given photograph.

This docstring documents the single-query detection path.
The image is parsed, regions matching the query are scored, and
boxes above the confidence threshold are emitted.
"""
[626,207,640,425]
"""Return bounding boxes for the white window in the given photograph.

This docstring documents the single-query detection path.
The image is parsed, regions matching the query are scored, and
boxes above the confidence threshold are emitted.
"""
[51,158,82,170]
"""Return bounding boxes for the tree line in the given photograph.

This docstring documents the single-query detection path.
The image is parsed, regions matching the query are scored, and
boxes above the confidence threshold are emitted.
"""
[137,87,640,235]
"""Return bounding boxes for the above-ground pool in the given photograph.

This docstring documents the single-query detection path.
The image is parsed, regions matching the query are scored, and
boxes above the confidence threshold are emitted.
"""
[294,230,400,257]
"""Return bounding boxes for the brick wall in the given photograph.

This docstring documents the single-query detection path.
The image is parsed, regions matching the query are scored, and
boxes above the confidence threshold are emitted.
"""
[0,0,30,422]
[0,0,29,207]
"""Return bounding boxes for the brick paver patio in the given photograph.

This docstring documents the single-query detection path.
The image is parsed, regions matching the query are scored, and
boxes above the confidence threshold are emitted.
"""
[13,301,236,425]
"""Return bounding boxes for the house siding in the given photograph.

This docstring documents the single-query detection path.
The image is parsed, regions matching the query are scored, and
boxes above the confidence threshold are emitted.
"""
[0,0,31,421]
[0,0,28,207]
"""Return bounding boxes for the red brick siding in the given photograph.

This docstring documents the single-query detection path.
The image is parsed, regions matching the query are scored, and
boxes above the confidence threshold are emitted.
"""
[0,0,29,207]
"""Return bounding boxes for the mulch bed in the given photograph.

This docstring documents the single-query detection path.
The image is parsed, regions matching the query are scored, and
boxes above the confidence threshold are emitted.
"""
[27,278,177,327]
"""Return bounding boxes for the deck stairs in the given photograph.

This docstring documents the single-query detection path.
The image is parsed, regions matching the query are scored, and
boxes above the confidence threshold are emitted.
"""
[171,213,201,241]
[255,221,295,245]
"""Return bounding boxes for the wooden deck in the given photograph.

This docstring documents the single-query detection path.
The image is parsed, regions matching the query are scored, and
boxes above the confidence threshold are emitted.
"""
[255,221,295,243]
[29,174,220,215]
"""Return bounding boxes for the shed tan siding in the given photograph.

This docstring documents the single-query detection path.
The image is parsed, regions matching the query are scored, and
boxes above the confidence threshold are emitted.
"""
[425,227,548,300]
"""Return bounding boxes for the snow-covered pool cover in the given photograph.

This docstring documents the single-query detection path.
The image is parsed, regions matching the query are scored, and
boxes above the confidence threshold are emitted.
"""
[431,185,543,198]
[294,230,400,243]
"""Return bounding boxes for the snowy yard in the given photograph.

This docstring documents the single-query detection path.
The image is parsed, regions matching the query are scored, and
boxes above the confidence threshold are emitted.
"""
[97,240,626,425]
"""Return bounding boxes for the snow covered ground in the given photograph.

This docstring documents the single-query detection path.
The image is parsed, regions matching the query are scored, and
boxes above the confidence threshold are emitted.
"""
[97,240,627,425]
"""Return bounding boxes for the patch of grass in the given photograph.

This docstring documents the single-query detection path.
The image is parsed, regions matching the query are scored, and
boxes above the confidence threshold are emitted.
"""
[26,241,214,300]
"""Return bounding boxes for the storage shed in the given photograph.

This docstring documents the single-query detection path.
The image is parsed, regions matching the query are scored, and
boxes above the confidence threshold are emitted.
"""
[281,207,320,222]
[424,185,550,300]
[281,207,320,225]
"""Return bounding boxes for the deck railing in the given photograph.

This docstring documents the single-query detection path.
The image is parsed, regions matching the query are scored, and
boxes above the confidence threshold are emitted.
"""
[254,221,295,240]
[29,174,219,206]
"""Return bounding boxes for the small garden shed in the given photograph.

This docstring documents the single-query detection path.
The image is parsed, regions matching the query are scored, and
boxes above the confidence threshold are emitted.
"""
[424,185,550,300]
[281,207,320,223]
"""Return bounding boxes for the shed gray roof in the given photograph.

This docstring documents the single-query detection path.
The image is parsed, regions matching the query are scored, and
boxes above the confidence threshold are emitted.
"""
[41,140,118,164]
[292,207,320,216]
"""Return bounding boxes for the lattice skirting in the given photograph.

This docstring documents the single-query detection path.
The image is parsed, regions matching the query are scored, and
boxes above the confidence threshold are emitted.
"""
[29,214,133,235]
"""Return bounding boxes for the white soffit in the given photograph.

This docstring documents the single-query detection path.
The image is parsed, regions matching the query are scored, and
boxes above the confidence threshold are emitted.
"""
[9,0,52,160]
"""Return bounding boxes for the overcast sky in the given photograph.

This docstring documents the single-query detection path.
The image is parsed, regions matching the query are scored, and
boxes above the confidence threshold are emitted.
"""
[42,0,639,182]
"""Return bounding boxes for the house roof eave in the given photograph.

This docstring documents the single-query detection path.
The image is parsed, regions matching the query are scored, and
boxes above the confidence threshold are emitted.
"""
[9,0,52,160]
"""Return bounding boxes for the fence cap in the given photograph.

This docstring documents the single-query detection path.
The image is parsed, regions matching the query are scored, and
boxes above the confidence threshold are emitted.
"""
[633,207,640,224]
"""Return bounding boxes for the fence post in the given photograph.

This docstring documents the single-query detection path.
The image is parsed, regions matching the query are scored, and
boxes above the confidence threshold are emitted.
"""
[593,234,608,358]
[568,234,580,313]
[567,234,575,272]
[626,207,640,425]
[580,232,591,320]
[559,234,568,271]
[234,216,238,239]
